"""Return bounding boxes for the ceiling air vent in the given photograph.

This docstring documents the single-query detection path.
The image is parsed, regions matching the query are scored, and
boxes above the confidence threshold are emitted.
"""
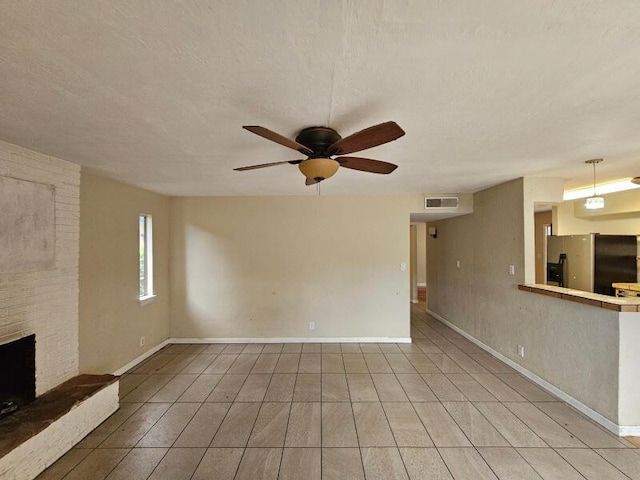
[425,196,459,209]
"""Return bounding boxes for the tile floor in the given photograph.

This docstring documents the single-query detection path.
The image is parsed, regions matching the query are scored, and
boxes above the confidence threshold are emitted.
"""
[36,305,640,479]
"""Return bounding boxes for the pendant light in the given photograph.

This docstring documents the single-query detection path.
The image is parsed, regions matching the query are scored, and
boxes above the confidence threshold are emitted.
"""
[584,159,605,210]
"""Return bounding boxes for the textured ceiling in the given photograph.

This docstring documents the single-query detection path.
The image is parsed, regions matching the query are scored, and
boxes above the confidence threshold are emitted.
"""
[2,1,640,196]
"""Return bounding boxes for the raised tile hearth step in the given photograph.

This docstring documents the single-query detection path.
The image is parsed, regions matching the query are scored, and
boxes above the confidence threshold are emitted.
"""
[0,374,119,480]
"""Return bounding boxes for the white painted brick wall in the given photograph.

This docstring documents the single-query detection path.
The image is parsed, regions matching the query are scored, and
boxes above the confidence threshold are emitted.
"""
[0,140,80,395]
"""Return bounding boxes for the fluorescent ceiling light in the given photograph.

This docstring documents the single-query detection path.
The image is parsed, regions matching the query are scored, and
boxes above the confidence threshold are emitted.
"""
[563,179,640,201]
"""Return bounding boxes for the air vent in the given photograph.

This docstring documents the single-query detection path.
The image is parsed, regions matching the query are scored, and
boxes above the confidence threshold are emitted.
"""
[425,196,459,209]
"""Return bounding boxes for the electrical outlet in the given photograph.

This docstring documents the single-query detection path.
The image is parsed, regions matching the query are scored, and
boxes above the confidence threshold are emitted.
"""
[456,260,461,268]
[140,336,146,347]
[400,262,407,271]
[509,264,516,275]
[309,321,316,331]
[517,344,525,357]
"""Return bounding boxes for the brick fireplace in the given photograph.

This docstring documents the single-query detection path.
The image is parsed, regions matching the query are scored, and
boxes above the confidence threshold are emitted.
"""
[0,141,80,394]
[0,141,118,480]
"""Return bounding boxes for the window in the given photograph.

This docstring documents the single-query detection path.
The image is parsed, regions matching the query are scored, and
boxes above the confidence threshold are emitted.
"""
[139,214,154,300]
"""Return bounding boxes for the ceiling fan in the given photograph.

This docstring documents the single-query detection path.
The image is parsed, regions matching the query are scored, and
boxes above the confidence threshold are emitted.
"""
[234,121,405,185]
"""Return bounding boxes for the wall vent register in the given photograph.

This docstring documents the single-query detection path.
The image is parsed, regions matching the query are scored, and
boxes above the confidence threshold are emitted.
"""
[425,196,459,209]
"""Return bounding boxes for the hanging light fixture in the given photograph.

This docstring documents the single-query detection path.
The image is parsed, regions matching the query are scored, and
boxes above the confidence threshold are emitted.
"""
[584,158,605,210]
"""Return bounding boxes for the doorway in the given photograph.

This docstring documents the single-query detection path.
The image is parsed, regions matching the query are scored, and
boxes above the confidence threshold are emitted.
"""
[410,223,427,306]
[534,210,552,284]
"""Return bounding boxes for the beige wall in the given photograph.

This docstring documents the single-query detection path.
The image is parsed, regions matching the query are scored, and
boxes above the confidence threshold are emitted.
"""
[79,173,170,373]
[410,225,417,302]
[427,178,620,423]
[416,223,427,286]
[534,210,552,283]
[169,195,412,339]
[619,313,640,426]
[555,192,640,236]
[572,187,640,221]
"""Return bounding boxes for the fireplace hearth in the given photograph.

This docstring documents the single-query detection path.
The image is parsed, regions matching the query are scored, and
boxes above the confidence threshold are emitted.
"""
[0,335,35,419]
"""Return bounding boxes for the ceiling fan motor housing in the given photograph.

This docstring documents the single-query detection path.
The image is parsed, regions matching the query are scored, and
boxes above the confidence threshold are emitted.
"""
[295,127,341,156]
[295,127,342,181]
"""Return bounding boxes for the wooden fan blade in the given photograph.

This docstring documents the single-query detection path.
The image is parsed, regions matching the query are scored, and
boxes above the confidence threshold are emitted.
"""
[336,156,398,174]
[328,121,405,155]
[243,126,313,155]
[305,178,319,186]
[234,160,302,171]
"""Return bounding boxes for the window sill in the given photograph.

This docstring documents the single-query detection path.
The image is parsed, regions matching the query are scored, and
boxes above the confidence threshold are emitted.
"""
[138,295,156,306]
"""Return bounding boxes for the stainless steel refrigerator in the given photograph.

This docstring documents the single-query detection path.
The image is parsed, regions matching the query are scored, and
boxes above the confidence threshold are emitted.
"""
[546,234,637,295]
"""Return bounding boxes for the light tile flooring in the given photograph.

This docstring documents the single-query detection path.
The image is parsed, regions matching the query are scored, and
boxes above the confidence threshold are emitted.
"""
[37,305,640,479]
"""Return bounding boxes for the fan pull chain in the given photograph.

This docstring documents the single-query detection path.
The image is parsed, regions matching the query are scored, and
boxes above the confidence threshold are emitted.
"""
[317,181,321,196]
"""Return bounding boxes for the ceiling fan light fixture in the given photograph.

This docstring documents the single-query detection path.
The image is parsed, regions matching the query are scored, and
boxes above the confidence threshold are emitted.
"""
[237,122,402,185]
[299,158,339,182]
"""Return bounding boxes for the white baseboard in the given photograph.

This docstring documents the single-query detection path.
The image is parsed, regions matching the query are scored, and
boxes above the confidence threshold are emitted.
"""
[417,283,427,287]
[426,309,636,437]
[619,426,640,436]
[113,337,411,375]
[113,339,171,376]
[411,300,419,304]
[169,337,412,344]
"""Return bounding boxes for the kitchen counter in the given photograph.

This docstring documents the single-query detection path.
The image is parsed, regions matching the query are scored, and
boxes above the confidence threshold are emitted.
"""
[519,284,640,312]
[613,283,640,297]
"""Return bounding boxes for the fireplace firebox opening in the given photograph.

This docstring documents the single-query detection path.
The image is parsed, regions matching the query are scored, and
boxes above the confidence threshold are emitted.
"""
[0,334,36,418]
